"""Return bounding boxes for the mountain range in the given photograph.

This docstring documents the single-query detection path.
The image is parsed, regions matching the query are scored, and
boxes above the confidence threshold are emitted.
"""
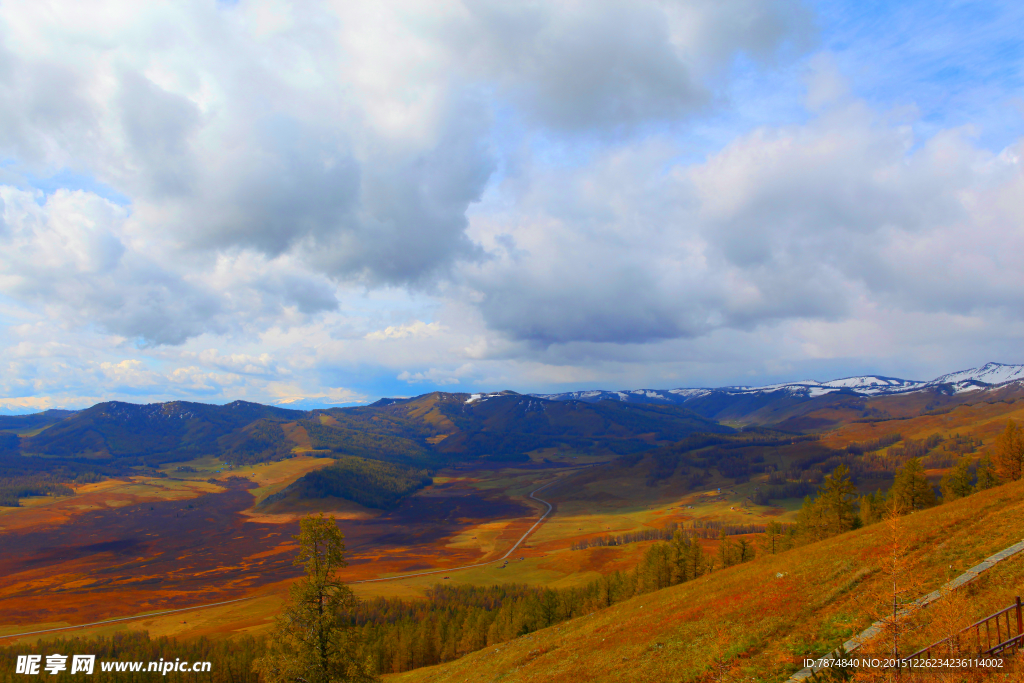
[4,361,1021,418]
[0,391,728,466]
[532,361,1024,404]
[2,362,1023,466]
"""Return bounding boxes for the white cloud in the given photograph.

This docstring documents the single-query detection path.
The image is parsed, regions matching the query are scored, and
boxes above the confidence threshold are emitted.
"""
[365,320,446,341]
[2,0,1023,406]
[462,90,1024,355]
[0,0,809,313]
[398,364,475,385]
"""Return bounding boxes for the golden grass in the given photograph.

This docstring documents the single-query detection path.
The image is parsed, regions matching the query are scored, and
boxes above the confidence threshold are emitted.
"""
[159,454,229,478]
[0,583,290,645]
[533,467,799,555]
[281,421,312,450]
[156,453,339,515]
[822,399,1024,451]
[0,477,221,533]
[240,456,337,507]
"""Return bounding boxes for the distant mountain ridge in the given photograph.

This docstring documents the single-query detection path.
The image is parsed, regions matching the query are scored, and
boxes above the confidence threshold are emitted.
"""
[531,361,1024,405]
[5,391,729,465]
[4,363,1022,460]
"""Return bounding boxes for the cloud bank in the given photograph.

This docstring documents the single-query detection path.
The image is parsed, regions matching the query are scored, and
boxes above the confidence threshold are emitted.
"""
[0,0,1021,409]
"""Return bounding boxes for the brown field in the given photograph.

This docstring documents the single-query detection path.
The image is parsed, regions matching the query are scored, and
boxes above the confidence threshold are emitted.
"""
[0,451,789,650]
[821,397,1024,450]
[0,469,539,640]
[0,477,221,533]
[0,458,724,644]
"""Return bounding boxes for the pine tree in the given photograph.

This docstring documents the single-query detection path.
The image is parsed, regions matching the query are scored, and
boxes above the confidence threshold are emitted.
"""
[993,420,1024,482]
[669,529,691,583]
[759,520,784,555]
[253,513,376,683]
[939,457,974,501]
[736,537,754,563]
[716,528,734,567]
[888,458,936,512]
[817,464,859,535]
[859,490,885,526]
[879,500,920,667]
[975,455,999,491]
[796,494,822,541]
[690,536,707,579]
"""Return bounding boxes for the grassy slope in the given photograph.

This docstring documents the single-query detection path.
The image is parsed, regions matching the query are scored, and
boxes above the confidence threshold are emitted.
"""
[821,397,1024,450]
[390,478,1024,683]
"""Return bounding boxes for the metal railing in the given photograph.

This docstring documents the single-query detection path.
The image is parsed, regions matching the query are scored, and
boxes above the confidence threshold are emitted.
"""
[907,596,1023,659]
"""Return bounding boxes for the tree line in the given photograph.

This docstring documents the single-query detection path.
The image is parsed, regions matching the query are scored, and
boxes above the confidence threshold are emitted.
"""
[760,420,1024,550]
[569,519,785,551]
[345,528,744,675]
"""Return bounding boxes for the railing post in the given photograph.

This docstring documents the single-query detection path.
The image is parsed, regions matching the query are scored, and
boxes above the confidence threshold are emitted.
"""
[1016,597,1022,636]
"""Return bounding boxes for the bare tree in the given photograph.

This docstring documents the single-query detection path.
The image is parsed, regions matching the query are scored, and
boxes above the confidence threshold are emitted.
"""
[993,420,1024,482]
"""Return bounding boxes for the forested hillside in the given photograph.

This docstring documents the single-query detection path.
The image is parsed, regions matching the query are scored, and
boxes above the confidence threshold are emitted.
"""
[258,456,432,510]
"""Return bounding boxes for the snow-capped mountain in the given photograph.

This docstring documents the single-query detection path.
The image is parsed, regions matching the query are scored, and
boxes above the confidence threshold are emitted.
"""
[532,362,1024,404]
[728,375,924,397]
[270,397,367,410]
[528,388,711,404]
[927,362,1024,392]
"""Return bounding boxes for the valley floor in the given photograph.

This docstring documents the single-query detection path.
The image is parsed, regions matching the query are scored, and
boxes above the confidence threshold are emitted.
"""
[0,450,788,644]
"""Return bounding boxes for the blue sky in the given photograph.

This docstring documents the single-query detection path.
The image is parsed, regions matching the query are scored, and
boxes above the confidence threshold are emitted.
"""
[0,0,1022,412]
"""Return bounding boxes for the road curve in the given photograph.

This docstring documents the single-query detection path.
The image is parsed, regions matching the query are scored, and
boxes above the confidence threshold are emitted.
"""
[0,469,574,641]
[351,476,558,584]
[0,598,257,641]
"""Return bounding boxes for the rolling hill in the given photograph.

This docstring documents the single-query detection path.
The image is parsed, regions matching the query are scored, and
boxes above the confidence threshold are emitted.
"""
[6,391,731,467]
[20,400,305,462]
[0,409,78,435]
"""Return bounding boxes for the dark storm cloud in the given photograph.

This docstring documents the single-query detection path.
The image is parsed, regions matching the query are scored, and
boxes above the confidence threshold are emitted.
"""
[0,42,98,170]
[175,119,363,258]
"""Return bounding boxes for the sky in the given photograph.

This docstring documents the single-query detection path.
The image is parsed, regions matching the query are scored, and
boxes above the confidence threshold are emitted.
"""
[0,0,1022,412]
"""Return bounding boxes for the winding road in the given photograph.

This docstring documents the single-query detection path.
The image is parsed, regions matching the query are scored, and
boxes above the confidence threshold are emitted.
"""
[0,471,570,641]
[352,476,558,583]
